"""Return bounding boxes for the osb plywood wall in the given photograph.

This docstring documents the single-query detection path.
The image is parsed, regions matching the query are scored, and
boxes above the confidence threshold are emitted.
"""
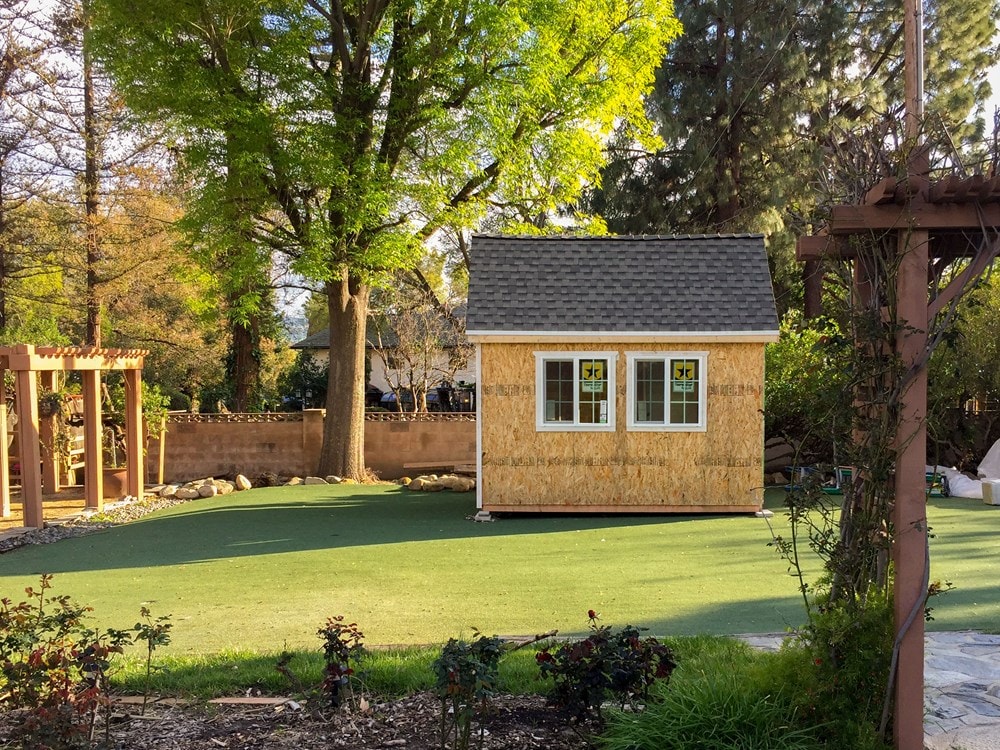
[479,342,765,511]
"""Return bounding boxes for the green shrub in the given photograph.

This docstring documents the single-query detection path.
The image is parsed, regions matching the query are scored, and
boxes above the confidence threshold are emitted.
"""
[536,612,676,722]
[600,642,825,750]
[432,633,504,750]
[764,311,852,458]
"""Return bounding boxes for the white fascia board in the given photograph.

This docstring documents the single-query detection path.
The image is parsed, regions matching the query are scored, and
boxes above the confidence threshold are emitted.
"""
[466,330,780,344]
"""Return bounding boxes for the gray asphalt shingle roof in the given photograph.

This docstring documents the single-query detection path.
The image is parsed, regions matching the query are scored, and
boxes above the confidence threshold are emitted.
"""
[466,234,779,334]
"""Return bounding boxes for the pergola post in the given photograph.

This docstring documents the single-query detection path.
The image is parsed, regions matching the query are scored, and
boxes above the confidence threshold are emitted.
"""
[893,226,929,749]
[124,368,144,498]
[15,365,42,528]
[39,370,61,493]
[0,375,9,518]
[82,370,104,510]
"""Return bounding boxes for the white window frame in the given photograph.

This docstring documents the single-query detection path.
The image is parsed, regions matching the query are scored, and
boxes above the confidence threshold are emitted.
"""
[534,351,617,432]
[626,351,708,432]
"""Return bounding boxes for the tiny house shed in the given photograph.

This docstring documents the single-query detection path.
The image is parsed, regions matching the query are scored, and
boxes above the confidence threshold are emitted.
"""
[465,234,779,513]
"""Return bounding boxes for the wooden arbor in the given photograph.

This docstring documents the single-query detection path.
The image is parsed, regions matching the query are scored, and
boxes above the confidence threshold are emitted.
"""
[0,344,148,528]
[798,173,1000,748]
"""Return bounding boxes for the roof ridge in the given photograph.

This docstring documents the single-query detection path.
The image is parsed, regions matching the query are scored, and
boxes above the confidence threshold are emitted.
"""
[472,233,765,241]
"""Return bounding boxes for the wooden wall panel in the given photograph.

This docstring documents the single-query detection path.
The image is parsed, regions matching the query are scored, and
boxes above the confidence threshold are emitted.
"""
[479,342,765,512]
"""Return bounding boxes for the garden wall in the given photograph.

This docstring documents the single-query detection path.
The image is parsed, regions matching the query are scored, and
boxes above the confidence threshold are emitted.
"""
[144,411,475,483]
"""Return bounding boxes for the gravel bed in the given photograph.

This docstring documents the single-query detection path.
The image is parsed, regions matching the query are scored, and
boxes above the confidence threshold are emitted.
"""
[0,493,201,554]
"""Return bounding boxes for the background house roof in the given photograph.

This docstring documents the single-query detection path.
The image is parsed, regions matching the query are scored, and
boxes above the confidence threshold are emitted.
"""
[291,305,467,350]
[466,234,779,334]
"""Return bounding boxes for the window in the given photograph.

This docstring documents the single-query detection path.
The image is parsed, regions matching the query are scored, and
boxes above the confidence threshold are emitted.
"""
[626,352,707,431]
[535,352,617,431]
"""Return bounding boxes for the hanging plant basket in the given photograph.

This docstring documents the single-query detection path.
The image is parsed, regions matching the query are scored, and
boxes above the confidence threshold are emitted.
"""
[38,392,62,418]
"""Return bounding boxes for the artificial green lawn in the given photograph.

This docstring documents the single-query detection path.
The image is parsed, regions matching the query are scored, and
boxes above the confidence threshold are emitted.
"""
[0,484,996,655]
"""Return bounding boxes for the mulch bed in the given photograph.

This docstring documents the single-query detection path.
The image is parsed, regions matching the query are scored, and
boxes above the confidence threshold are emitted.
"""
[0,693,598,749]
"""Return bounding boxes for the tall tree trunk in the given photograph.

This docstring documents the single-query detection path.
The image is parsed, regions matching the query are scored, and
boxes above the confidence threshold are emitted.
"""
[223,132,262,412]
[319,270,369,479]
[229,308,260,412]
[82,0,101,347]
[0,171,8,330]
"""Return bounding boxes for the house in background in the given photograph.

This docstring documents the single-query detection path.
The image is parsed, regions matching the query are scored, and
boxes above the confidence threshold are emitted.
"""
[291,306,476,410]
[466,233,780,513]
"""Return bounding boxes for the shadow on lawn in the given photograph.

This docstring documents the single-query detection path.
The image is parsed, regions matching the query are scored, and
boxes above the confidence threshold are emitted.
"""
[0,485,770,576]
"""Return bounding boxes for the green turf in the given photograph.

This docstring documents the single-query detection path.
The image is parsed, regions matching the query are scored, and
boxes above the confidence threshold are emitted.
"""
[0,485,996,655]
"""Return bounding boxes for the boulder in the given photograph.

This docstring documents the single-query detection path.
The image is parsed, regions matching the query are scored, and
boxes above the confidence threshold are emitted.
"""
[325,475,343,484]
[234,474,252,491]
[215,481,235,495]
[174,487,201,500]
[421,481,445,492]
[408,477,426,490]
[159,485,177,498]
[304,476,328,485]
[398,476,412,486]
[763,440,796,474]
[285,477,303,486]
[198,484,219,498]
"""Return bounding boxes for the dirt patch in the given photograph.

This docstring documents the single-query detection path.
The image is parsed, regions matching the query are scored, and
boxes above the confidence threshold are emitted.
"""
[0,693,598,749]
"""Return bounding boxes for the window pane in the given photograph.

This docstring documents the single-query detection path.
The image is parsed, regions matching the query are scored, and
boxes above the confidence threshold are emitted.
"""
[634,359,665,423]
[669,358,700,425]
[578,358,608,424]
[544,359,574,422]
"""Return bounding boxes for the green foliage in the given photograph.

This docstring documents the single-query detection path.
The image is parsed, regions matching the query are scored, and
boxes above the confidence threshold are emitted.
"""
[432,633,504,750]
[928,277,1000,466]
[0,575,131,749]
[600,643,827,750]
[133,607,172,716]
[277,352,328,411]
[764,312,852,459]
[536,612,676,723]
[318,615,365,709]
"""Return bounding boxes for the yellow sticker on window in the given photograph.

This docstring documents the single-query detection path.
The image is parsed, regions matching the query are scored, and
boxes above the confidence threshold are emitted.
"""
[673,362,695,381]
[582,361,604,381]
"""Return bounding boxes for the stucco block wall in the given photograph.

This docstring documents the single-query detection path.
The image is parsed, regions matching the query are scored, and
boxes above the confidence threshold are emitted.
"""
[478,342,766,512]
[145,412,474,482]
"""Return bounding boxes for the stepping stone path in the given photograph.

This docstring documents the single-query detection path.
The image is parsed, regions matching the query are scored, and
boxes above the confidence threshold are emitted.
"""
[740,631,1000,750]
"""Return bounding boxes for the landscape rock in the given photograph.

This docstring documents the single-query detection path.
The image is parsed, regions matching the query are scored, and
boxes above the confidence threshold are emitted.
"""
[407,477,426,490]
[174,487,201,500]
[159,485,177,498]
[340,478,357,484]
[198,484,219,498]
[325,475,343,484]
[285,477,303,486]
[304,476,328,485]
[234,474,252,491]
[421,481,445,492]
[398,476,412,486]
[438,475,476,492]
[215,481,235,495]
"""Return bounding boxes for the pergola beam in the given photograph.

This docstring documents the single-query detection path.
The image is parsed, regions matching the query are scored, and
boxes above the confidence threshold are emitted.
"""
[829,203,1000,233]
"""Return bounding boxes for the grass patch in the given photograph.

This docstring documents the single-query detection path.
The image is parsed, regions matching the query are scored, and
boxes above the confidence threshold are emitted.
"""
[0,485,996,656]
[111,644,553,700]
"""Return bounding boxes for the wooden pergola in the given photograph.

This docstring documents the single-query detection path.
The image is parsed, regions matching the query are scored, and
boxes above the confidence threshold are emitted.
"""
[0,344,147,528]
[799,174,1000,747]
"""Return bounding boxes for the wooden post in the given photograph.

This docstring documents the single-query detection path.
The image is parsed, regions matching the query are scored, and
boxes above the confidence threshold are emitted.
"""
[39,371,61,494]
[82,370,103,510]
[15,365,42,528]
[0,374,9,518]
[157,414,166,485]
[894,1,927,747]
[124,368,144,498]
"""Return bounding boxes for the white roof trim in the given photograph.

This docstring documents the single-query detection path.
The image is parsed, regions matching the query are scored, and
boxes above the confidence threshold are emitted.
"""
[467,330,779,344]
